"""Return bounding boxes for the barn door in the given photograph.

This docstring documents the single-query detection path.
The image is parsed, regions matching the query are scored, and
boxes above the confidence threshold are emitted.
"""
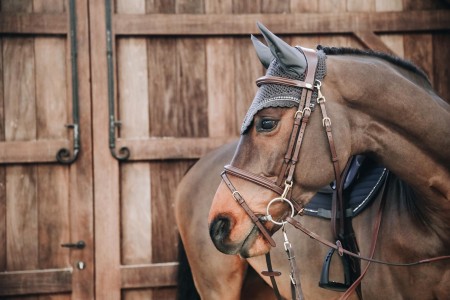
[0,0,94,298]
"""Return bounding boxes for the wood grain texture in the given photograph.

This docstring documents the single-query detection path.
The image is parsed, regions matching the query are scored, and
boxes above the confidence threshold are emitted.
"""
[120,262,178,288]
[432,33,450,101]
[113,10,450,35]
[0,268,72,296]
[234,37,264,132]
[6,166,38,270]
[146,0,176,13]
[116,1,154,299]
[0,38,5,272]
[3,37,36,141]
[207,38,237,137]
[290,0,318,13]
[90,0,121,298]
[176,38,208,137]
[151,161,194,263]
[403,34,433,81]
[117,136,234,160]
[0,14,67,34]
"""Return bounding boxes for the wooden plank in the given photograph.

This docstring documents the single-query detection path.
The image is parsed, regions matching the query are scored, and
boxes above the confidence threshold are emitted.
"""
[262,0,290,13]
[0,37,5,272]
[377,0,404,58]
[206,40,236,137]
[6,166,38,270]
[116,137,234,160]
[113,11,450,35]
[290,0,318,13]
[146,0,176,13]
[232,0,261,13]
[90,0,121,299]
[432,33,450,101]
[67,0,96,298]
[0,268,72,296]
[116,6,153,300]
[116,1,152,287]
[234,37,264,132]
[205,0,234,134]
[403,34,433,82]
[151,162,192,263]
[35,37,68,140]
[346,0,375,12]
[121,262,178,288]
[353,31,395,54]
[0,140,70,163]
[0,14,67,34]
[33,0,71,275]
[3,37,36,142]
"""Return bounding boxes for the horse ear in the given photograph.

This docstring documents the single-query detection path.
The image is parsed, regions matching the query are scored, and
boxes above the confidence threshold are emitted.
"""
[251,35,273,69]
[257,22,307,76]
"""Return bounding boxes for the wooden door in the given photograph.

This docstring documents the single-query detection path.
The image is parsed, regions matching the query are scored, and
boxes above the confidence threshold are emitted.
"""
[0,0,94,298]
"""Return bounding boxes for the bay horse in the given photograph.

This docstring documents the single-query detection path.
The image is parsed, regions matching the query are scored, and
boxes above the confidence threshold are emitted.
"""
[176,140,364,299]
[205,23,450,299]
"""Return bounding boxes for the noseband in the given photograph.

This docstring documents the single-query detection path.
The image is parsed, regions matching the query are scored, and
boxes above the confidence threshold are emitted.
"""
[221,48,341,245]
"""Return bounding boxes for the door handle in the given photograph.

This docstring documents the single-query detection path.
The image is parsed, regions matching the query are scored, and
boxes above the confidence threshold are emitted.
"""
[61,240,86,249]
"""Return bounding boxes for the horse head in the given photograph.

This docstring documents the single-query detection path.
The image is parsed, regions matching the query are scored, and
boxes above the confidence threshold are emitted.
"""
[208,23,353,257]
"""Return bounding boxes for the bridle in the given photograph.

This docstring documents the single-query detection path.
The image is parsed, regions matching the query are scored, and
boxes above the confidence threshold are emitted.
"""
[219,47,450,300]
[221,47,333,246]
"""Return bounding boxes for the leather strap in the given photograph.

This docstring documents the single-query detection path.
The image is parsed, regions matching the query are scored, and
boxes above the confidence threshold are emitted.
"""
[285,214,450,267]
[221,171,276,247]
[262,252,283,300]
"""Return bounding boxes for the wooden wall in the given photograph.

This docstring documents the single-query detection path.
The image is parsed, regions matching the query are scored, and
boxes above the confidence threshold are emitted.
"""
[0,0,449,299]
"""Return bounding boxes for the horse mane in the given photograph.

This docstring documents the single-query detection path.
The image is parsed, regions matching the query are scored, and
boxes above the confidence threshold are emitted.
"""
[317,45,430,84]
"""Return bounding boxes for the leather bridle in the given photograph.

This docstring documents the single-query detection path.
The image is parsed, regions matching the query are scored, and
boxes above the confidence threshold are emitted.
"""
[221,47,339,246]
[218,47,450,300]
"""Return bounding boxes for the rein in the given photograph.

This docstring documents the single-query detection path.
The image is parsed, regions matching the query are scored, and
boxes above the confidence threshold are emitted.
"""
[220,48,450,300]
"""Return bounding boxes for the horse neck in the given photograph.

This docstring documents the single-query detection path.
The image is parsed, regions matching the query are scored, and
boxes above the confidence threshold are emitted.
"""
[328,55,450,206]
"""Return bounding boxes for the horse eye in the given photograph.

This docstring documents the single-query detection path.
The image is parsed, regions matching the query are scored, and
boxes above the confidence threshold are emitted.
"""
[257,119,278,132]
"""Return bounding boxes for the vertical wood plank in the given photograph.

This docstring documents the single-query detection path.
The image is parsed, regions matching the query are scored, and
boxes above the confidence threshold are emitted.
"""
[376,0,404,57]
[290,0,319,13]
[176,0,204,14]
[346,0,374,12]
[403,34,433,82]
[3,38,36,142]
[33,0,66,13]
[177,38,208,137]
[234,36,264,132]
[318,0,346,12]
[3,32,38,287]
[33,0,71,284]
[6,166,38,271]
[0,37,5,273]
[205,0,236,137]
[35,37,68,140]
[262,0,290,13]
[147,38,178,136]
[67,0,96,298]
[432,33,450,101]
[116,1,154,299]
[146,0,176,13]
[90,0,122,298]
[232,0,261,13]
[206,37,236,137]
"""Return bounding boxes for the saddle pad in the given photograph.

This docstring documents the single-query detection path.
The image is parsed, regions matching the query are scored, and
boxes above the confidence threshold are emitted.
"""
[304,157,387,219]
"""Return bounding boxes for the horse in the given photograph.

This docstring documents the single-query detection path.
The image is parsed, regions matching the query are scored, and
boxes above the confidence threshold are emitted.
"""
[176,140,365,299]
[206,23,450,299]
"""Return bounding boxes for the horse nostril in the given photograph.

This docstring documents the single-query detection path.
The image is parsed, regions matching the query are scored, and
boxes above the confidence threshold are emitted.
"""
[209,216,231,242]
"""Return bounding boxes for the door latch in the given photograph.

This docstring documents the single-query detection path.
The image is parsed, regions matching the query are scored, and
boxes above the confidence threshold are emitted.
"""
[61,240,86,249]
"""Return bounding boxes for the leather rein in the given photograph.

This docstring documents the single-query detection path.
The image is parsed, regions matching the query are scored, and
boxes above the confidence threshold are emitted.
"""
[219,48,450,300]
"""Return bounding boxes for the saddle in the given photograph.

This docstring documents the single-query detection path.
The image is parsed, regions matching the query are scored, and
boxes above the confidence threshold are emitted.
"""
[304,155,387,294]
